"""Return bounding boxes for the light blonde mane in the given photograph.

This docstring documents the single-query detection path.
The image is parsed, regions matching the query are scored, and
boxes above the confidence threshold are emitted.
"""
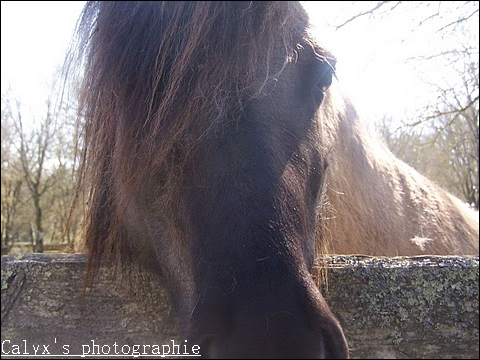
[317,88,479,256]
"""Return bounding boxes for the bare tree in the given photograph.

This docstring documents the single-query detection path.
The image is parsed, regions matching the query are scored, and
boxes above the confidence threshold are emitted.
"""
[1,100,24,253]
[9,99,57,253]
[424,58,479,208]
[1,69,83,255]
[48,96,82,250]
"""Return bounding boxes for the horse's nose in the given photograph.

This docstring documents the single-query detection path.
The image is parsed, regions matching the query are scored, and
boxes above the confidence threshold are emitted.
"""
[189,279,348,359]
[207,311,325,359]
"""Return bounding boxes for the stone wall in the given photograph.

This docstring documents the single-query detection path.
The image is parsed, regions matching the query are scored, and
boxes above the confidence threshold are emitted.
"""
[1,254,478,358]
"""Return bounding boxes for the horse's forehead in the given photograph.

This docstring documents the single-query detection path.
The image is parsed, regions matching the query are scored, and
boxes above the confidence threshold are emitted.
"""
[281,2,311,32]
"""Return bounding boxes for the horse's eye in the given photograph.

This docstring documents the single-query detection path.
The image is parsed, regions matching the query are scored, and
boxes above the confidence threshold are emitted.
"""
[312,63,334,103]
[318,68,334,92]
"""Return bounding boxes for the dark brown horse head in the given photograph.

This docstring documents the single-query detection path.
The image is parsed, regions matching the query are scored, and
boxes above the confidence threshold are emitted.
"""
[74,1,348,358]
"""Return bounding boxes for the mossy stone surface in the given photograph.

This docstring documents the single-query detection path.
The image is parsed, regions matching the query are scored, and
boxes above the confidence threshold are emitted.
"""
[2,254,478,358]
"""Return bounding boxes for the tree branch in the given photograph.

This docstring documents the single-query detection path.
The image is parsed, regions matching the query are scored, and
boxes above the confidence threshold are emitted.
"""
[335,1,401,29]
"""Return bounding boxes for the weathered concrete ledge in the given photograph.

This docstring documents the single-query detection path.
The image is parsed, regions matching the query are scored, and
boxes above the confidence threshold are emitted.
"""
[1,254,478,359]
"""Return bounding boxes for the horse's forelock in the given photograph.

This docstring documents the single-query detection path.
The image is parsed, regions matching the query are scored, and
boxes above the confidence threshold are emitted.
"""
[73,1,307,277]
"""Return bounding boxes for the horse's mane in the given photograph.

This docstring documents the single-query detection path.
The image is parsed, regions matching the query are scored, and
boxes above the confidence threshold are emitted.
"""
[317,91,479,256]
[72,1,308,278]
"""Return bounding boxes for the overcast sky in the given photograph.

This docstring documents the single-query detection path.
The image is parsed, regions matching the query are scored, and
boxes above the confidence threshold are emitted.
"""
[1,1,478,127]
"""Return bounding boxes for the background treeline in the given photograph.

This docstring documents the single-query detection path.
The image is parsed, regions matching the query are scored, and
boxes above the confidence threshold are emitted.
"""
[377,52,479,210]
[1,86,82,254]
